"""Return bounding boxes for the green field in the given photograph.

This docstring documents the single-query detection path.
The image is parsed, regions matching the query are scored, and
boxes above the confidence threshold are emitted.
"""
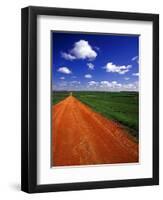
[52,91,139,138]
[52,91,70,105]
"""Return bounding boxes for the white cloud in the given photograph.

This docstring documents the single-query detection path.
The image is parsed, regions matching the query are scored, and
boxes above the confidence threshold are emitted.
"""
[124,77,130,80]
[69,81,81,86]
[112,81,122,87]
[122,82,138,91]
[100,81,122,88]
[61,52,76,61]
[87,63,94,70]
[62,40,97,61]
[87,80,138,91]
[55,79,138,91]
[132,73,139,76]
[100,81,112,87]
[70,81,80,84]
[84,74,92,79]
[132,56,138,61]
[111,81,117,84]
[60,77,65,80]
[104,62,132,74]
[71,40,97,60]
[57,67,72,74]
[88,81,99,86]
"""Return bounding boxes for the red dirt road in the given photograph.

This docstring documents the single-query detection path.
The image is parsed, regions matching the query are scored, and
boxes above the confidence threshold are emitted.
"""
[52,96,138,166]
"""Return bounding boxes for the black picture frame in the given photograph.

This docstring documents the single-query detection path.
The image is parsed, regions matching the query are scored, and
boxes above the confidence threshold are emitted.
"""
[21,6,159,193]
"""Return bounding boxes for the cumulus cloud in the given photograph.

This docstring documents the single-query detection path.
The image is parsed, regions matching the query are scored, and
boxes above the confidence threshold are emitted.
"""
[132,73,139,76]
[57,67,72,74]
[87,63,94,70]
[87,80,138,91]
[100,81,122,88]
[61,52,76,61]
[100,81,112,87]
[71,40,97,60]
[88,81,99,86]
[104,62,132,74]
[112,81,122,87]
[122,82,138,91]
[61,40,97,61]
[55,80,81,90]
[84,74,92,79]
[60,77,65,80]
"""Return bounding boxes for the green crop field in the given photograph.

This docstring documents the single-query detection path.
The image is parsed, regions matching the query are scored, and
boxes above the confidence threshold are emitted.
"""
[52,91,70,105]
[73,91,139,138]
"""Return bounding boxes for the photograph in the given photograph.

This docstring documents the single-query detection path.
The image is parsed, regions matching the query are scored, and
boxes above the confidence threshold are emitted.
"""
[51,31,139,167]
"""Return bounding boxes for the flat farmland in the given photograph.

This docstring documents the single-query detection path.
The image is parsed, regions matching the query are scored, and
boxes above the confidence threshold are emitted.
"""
[73,91,139,138]
[52,91,139,139]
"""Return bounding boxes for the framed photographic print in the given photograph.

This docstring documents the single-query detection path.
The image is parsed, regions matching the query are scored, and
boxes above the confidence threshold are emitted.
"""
[21,6,159,193]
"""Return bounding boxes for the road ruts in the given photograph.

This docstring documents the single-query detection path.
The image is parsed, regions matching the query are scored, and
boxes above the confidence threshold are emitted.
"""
[52,96,138,166]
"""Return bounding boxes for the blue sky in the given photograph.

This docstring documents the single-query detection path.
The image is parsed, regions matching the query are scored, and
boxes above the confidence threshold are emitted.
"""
[52,32,139,91]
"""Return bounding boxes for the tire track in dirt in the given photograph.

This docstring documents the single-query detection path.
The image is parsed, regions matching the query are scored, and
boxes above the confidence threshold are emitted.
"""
[52,96,138,166]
